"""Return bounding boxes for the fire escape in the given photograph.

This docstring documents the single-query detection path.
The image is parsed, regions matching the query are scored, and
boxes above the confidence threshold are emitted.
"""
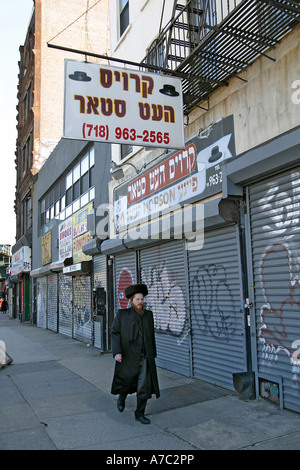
[141,0,300,114]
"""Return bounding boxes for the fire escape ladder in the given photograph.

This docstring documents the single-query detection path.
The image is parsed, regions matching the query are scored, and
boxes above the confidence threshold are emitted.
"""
[163,0,204,68]
[142,0,300,114]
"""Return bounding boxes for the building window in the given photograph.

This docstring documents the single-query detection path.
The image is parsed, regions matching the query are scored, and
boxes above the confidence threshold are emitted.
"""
[22,195,31,234]
[40,146,95,233]
[120,0,129,36]
[23,80,33,123]
[121,143,132,160]
[21,135,32,175]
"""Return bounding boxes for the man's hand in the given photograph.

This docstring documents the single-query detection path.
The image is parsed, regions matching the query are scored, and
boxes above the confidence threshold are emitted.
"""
[115,354,122,362]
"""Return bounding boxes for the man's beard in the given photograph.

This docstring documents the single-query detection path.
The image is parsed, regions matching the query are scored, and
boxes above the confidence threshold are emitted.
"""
[132,304,144,315]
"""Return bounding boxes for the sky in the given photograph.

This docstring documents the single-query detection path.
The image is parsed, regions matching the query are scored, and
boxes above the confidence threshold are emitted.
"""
[0,0,34,247]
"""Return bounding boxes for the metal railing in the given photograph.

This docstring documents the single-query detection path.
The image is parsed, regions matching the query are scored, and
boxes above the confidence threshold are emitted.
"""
[142,0,300,113]
[145,1,242,70]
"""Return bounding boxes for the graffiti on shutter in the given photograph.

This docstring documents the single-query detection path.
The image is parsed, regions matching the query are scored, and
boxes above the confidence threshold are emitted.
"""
[47,274,58,332]
[37,277,47,329]
[73,275,92,343]
[139,241,190,376]
[249,167,300,412]
[188,226,245,389]
[58,273,73,337]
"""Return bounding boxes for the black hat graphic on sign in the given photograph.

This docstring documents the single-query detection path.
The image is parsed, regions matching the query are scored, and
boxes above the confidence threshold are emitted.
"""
[159,84,179,97]
[69,71,92,82]
[208,145,222,163]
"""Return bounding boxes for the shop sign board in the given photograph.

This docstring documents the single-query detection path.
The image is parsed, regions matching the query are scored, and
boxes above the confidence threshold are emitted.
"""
[63,263,82,275]
[113,116,236,232]
[64,59,184,149]
[58,204,93,264]
[11,246,31,276]
[72,203,93,263]
[42,231,52,265]
[58,217,73,260]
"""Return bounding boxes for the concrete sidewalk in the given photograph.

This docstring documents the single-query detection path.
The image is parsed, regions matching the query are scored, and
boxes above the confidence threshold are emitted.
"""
[0,312,300,450]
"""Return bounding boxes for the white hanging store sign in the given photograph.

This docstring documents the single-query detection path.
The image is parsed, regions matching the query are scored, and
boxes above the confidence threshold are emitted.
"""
[11,246,31,276]
[64,59,185,149]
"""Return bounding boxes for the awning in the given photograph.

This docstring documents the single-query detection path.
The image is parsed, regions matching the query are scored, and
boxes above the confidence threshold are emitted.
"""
[30,260,64,278]
[82,237,102,256]
[12,234,32,255]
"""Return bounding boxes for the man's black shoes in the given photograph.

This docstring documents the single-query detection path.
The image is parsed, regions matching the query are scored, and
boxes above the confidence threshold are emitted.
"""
[135,415,151,424]
[117,397,150,423]
[117,396,125,412]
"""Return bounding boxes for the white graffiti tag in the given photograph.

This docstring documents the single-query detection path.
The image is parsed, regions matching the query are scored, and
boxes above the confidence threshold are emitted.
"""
[141,263,186,336]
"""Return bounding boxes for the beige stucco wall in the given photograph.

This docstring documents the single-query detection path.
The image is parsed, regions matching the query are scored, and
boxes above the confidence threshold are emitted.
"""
[32,0,110,174]
[109,0,174,62]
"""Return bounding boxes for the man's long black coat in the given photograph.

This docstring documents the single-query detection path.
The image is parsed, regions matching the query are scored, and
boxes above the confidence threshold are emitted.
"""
[111,307,160,399]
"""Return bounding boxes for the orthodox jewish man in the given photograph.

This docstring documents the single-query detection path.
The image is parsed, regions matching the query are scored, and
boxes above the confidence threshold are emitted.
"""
[111,283,160,424]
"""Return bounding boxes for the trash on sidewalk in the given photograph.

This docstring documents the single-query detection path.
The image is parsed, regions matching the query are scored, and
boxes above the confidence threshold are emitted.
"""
[0,341,13,369]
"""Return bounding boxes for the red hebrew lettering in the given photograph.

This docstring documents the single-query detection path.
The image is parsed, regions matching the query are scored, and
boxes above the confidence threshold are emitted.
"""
[129,73,141,93]
[138,102,150,120]
[121,72,129,91]
[114,71,121,81]
[100,98,113,116]
[151,104,163,121]
[99,68,113,88]
[114,99,126,117]
[74,95,85,113]
[87,96,99,115]
[164,106,175,123]
[141,76,154,98]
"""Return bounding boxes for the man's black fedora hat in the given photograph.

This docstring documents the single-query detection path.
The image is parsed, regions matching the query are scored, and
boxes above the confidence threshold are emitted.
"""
[125,284,148,299]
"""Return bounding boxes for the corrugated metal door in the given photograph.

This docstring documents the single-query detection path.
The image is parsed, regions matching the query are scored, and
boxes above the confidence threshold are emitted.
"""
[47,273,58,332]
[93,255,107,350]
[247,166,300,412]
[37,277,47,329]
[188,225,246,389]
[94,255,107,291]
[58,272,73,337]
[73,275,92,343]
[139,240,190,376]
[114,252,137,310]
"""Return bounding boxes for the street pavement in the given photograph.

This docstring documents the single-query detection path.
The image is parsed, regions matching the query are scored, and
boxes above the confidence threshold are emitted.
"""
[0,312,300,451]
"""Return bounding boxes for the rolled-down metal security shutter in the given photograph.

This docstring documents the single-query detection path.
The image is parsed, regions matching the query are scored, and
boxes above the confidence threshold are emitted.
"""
[37,277,47,329]
[140,240,190,376]
[114,252,137,310]
[247,166,300,412]
[58,272,73,337]
[188,225,245,390]
[93,254,107,350]
[47,273,58,332]
[73,275,92,343]
[94,255,107,290]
